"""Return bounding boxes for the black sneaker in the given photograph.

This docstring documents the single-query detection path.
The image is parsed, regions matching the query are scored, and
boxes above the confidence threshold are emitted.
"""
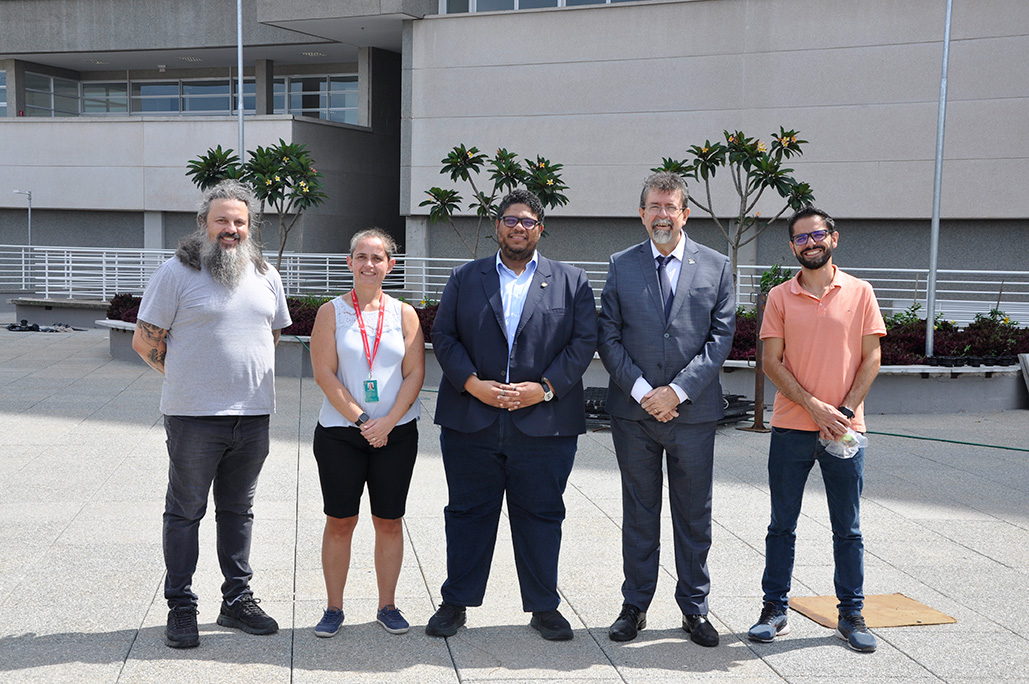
[216,595,279,635]
[530,609,574,641]
[165,606,199,648]
[425,602,466,637]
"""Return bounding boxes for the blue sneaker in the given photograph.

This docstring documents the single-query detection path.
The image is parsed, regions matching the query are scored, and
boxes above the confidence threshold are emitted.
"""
[836,613,877,652]
[315,607,344,638]
[376,604,410,634]
[748,601,790,643]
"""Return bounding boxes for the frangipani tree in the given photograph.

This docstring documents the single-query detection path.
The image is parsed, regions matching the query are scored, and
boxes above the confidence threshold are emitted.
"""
[420,144,569,258]
[654,127,815,280]
[186,139,327,269]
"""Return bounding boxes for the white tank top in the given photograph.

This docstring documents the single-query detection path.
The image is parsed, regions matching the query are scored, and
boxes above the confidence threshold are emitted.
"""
[317,295,420,428]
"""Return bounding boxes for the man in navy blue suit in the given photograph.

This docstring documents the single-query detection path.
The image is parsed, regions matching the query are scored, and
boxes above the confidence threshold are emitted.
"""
[599,172,735,647]
[427,188,598,641]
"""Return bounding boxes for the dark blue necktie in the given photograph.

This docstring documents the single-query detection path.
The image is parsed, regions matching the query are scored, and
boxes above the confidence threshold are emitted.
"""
[656,255,674,319]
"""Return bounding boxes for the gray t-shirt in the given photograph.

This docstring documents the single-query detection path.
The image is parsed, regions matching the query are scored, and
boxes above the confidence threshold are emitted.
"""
[137,257,292,416]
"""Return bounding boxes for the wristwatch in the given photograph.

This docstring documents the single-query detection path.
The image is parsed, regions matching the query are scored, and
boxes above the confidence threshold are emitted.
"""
[541,377,554,402]
[837,406,855,419]
[355,412,370,426]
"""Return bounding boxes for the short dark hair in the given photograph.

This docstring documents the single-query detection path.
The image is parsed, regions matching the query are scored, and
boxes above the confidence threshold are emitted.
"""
[640,172,689,209]
[496,188,545,223]
[787,206,835,236]
[350,228,398,259]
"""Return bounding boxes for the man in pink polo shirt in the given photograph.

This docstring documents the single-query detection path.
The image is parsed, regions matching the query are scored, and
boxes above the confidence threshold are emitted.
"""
[748,207,886,652]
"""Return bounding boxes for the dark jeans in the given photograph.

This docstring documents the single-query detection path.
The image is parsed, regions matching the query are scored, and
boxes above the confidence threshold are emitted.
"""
[163,414,270,608]
[762,427,866,615]
[439,413,576,612]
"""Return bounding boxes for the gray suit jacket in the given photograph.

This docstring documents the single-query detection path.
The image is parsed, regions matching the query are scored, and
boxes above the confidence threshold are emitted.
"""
[598,235,735,424]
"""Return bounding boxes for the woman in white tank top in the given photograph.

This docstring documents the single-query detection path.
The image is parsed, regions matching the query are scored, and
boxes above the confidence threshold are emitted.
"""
[309,228,425,637]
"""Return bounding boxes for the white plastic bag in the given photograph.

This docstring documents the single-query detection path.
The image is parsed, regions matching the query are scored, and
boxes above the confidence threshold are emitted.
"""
[819,429,868,459]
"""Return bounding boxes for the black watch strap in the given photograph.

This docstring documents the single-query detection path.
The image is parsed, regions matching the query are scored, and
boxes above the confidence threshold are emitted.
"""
[355,412,370,426]
[837,406,855,419]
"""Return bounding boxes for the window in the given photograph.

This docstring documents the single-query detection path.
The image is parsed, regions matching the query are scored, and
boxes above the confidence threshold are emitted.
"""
[24,72,80,117]
[440,0,637,11]
[131,81,180,113]
[275,75,358,124]
[82,82,128,113]
[0,71,6,117]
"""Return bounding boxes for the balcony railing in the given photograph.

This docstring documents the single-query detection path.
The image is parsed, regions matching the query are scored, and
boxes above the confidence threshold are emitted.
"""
[3,244,1028,325]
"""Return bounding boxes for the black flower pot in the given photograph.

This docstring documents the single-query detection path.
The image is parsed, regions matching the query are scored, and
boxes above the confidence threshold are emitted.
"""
[966,356,982,367]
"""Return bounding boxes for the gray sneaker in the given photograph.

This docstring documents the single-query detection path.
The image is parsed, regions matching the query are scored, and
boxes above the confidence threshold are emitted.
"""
[836,613,876,652]
[748,601,790,643]
[217,595,279,635]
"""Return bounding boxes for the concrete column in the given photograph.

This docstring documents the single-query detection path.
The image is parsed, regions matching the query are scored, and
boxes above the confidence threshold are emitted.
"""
[358,47,372,127]
[404,215,429,258]
[1,59,27,117]
[143,211,164,249]
[255,58,275,115]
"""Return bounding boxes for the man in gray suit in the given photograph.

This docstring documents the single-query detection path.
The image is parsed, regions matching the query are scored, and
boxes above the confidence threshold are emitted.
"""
[598,171,735,646]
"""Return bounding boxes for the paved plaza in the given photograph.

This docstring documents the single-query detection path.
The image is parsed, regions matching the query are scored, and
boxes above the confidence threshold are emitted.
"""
[1,327,1027,683]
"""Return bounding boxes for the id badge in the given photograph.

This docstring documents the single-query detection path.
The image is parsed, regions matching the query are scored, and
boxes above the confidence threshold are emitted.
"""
[363,379,379,403]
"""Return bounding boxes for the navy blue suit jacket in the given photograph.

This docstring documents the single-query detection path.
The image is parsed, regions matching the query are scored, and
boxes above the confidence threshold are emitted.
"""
[432,253,598,437]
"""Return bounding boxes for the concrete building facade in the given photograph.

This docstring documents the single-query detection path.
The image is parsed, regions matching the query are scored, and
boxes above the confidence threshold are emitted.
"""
[1,0,1026,270]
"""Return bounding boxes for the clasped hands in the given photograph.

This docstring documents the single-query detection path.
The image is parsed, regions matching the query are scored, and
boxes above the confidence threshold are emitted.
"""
[467,376,545,411]
[641,385,681,423]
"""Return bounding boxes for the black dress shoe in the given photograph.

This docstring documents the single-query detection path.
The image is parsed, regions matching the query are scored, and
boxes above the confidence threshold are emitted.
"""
[609,603,647,642]
[530,609,573,641]
[682,614,719,647]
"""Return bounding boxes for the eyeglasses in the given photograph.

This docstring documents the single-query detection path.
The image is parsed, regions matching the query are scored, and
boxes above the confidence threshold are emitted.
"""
[791,229,832,246]
[643,204,683,216]
[499,216,542,229]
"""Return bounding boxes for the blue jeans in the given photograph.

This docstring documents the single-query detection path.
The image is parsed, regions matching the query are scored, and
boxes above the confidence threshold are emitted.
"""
[762,427,865,615]
[439,413,576,612]
[163,415,270,608]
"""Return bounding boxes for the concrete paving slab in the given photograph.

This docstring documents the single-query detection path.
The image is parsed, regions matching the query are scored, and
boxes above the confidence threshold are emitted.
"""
[2,329,1028,682]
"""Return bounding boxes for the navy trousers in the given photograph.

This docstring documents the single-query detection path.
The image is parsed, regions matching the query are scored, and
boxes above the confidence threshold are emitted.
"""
[439,413,576,612]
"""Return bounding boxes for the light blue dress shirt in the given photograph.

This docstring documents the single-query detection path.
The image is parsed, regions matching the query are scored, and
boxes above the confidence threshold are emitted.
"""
[496,250,539,382]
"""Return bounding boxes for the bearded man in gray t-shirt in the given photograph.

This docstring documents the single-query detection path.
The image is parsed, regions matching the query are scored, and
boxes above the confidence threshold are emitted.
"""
[133,180,292,649]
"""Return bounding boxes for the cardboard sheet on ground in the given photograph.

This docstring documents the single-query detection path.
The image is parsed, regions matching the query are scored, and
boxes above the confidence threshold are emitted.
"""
[790,593,956,628]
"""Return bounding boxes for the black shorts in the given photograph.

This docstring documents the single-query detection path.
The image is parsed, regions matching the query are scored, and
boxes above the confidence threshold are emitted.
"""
[312,420,418,520]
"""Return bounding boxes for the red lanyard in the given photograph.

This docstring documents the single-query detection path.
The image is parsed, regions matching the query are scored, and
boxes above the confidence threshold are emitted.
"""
[351,291,385,374]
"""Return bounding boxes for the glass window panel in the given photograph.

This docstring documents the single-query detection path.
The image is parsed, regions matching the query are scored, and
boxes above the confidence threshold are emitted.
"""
[25,107,51,117]
[0,71,6,87]
[330,91,359,110]
[53,94,80,113]
[566,0,605,5]
[520,0,557,7]
[131,97,179,113]
[26,90,51,108]
[25,73,50,91]
[54,77,78,98]
[477,0,514,10]
[447,0,469,11]
[183,80,230,96]
[182,96,231,112]
[328,109,358,124]
[83,97,128,113]
[83,82,127,98]
[133,82,179,97]
[54,109,78,117]
[328,75,358,90]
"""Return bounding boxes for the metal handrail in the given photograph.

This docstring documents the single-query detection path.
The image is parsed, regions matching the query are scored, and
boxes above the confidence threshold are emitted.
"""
[3,244,1028,325]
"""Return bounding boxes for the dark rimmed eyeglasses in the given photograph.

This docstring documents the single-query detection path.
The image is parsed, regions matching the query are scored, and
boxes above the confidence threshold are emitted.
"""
[498,216,542,229]
[791,229,832,246]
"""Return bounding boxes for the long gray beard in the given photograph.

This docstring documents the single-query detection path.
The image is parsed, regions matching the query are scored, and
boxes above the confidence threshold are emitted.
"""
[201,237,261,289]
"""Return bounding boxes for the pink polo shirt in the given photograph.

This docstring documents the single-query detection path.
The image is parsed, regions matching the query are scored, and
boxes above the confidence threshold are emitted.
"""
[760,266,886,432]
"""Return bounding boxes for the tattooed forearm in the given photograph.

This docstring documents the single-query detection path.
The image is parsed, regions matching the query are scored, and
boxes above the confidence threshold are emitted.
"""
[137,320,168,344]
[132,319,168,375]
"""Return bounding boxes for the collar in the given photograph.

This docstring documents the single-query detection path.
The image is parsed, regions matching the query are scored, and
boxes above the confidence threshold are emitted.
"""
[789,264,840,296]
[496,250,539,278]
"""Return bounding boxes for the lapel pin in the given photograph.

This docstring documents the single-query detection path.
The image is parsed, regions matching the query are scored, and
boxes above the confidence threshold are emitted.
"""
[541,282,548,288]
[688,258,695,264]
